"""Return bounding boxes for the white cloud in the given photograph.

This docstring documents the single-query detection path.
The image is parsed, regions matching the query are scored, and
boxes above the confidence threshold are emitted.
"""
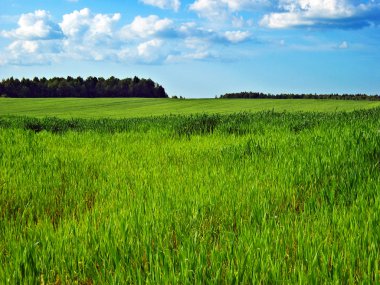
[176,22,220,40]
[58,8,121,61]
[0,10,63,65]
[184,37,209,50]
[224,30,251,43]
[189,0,228,18]
[117,48,132,61]
[165,33,215,63]
[176,23,252,45]
[175,37,215,61]
[189,0,268,19]
[1,10,62,40]
[59,8,90,37]
[260,12,313,28]
[140,0,181,11]
[166,36,215,62]
[177,22,198,34]
[1,9,177,65]
[60,8,120,39]
[3,39,61,65]
[9,40,39,53]
[0,5,262,66]
[137,39,163,61]
[120,15,173,39]
[260,0,379,28]
[117,38,172,63]
[90,13,121,37]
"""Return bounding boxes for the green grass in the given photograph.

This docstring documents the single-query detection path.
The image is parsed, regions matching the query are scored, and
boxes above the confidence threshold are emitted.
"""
[1,98,380,118]
[1,109,380,283]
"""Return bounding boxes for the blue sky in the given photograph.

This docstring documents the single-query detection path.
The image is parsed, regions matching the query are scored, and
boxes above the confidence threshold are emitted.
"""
[1,0,380,98]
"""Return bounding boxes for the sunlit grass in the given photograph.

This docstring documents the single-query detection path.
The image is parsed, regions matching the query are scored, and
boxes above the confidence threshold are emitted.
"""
[1,98,380,118]
[1,108,380,283]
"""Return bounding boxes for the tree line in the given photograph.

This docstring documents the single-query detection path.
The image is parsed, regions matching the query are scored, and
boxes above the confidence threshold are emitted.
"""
[0,76,168,98]
[219,92,380,101]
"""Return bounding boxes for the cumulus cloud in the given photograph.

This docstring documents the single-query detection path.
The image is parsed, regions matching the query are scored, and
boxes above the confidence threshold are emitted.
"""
[58,8,121,61]
[1,10,63,40]
[0,6,259,65]
[260,0,380,29]
[120,15,173,39]
[60,8,120,39]
[0,10,63,65]
[137,39,164,62]
[118,39,172,64]
[140,0,181,11]
[9,40,39,53]
[189,0,229,18]
[4,39,62,65]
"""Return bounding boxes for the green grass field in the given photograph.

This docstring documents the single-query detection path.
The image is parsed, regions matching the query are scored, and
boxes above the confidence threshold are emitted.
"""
[1,100,380,283]
[1,98,380,118]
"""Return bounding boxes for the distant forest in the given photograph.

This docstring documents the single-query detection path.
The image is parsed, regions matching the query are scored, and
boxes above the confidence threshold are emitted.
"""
[0,76,168,98]
[220,92,380,101]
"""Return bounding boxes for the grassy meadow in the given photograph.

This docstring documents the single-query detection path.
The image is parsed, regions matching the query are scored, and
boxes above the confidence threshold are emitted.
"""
[1,97,380,118]
[1,99,380,283]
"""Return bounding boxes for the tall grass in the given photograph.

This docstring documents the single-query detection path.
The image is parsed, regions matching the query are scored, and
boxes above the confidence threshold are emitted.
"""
[1,108,380,283]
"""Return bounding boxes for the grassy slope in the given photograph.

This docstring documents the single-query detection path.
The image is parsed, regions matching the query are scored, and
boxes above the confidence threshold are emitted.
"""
[1,98,380,118]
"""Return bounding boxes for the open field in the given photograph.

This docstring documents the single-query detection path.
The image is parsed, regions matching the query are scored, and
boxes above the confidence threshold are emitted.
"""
[1,108,380,283]
[1,98,380,118]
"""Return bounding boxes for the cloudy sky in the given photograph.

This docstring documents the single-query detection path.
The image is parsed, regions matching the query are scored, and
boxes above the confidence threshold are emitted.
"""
[1,0,380,97]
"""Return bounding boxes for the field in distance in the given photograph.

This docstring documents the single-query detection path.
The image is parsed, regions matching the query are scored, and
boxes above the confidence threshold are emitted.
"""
[1,98,380,118]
